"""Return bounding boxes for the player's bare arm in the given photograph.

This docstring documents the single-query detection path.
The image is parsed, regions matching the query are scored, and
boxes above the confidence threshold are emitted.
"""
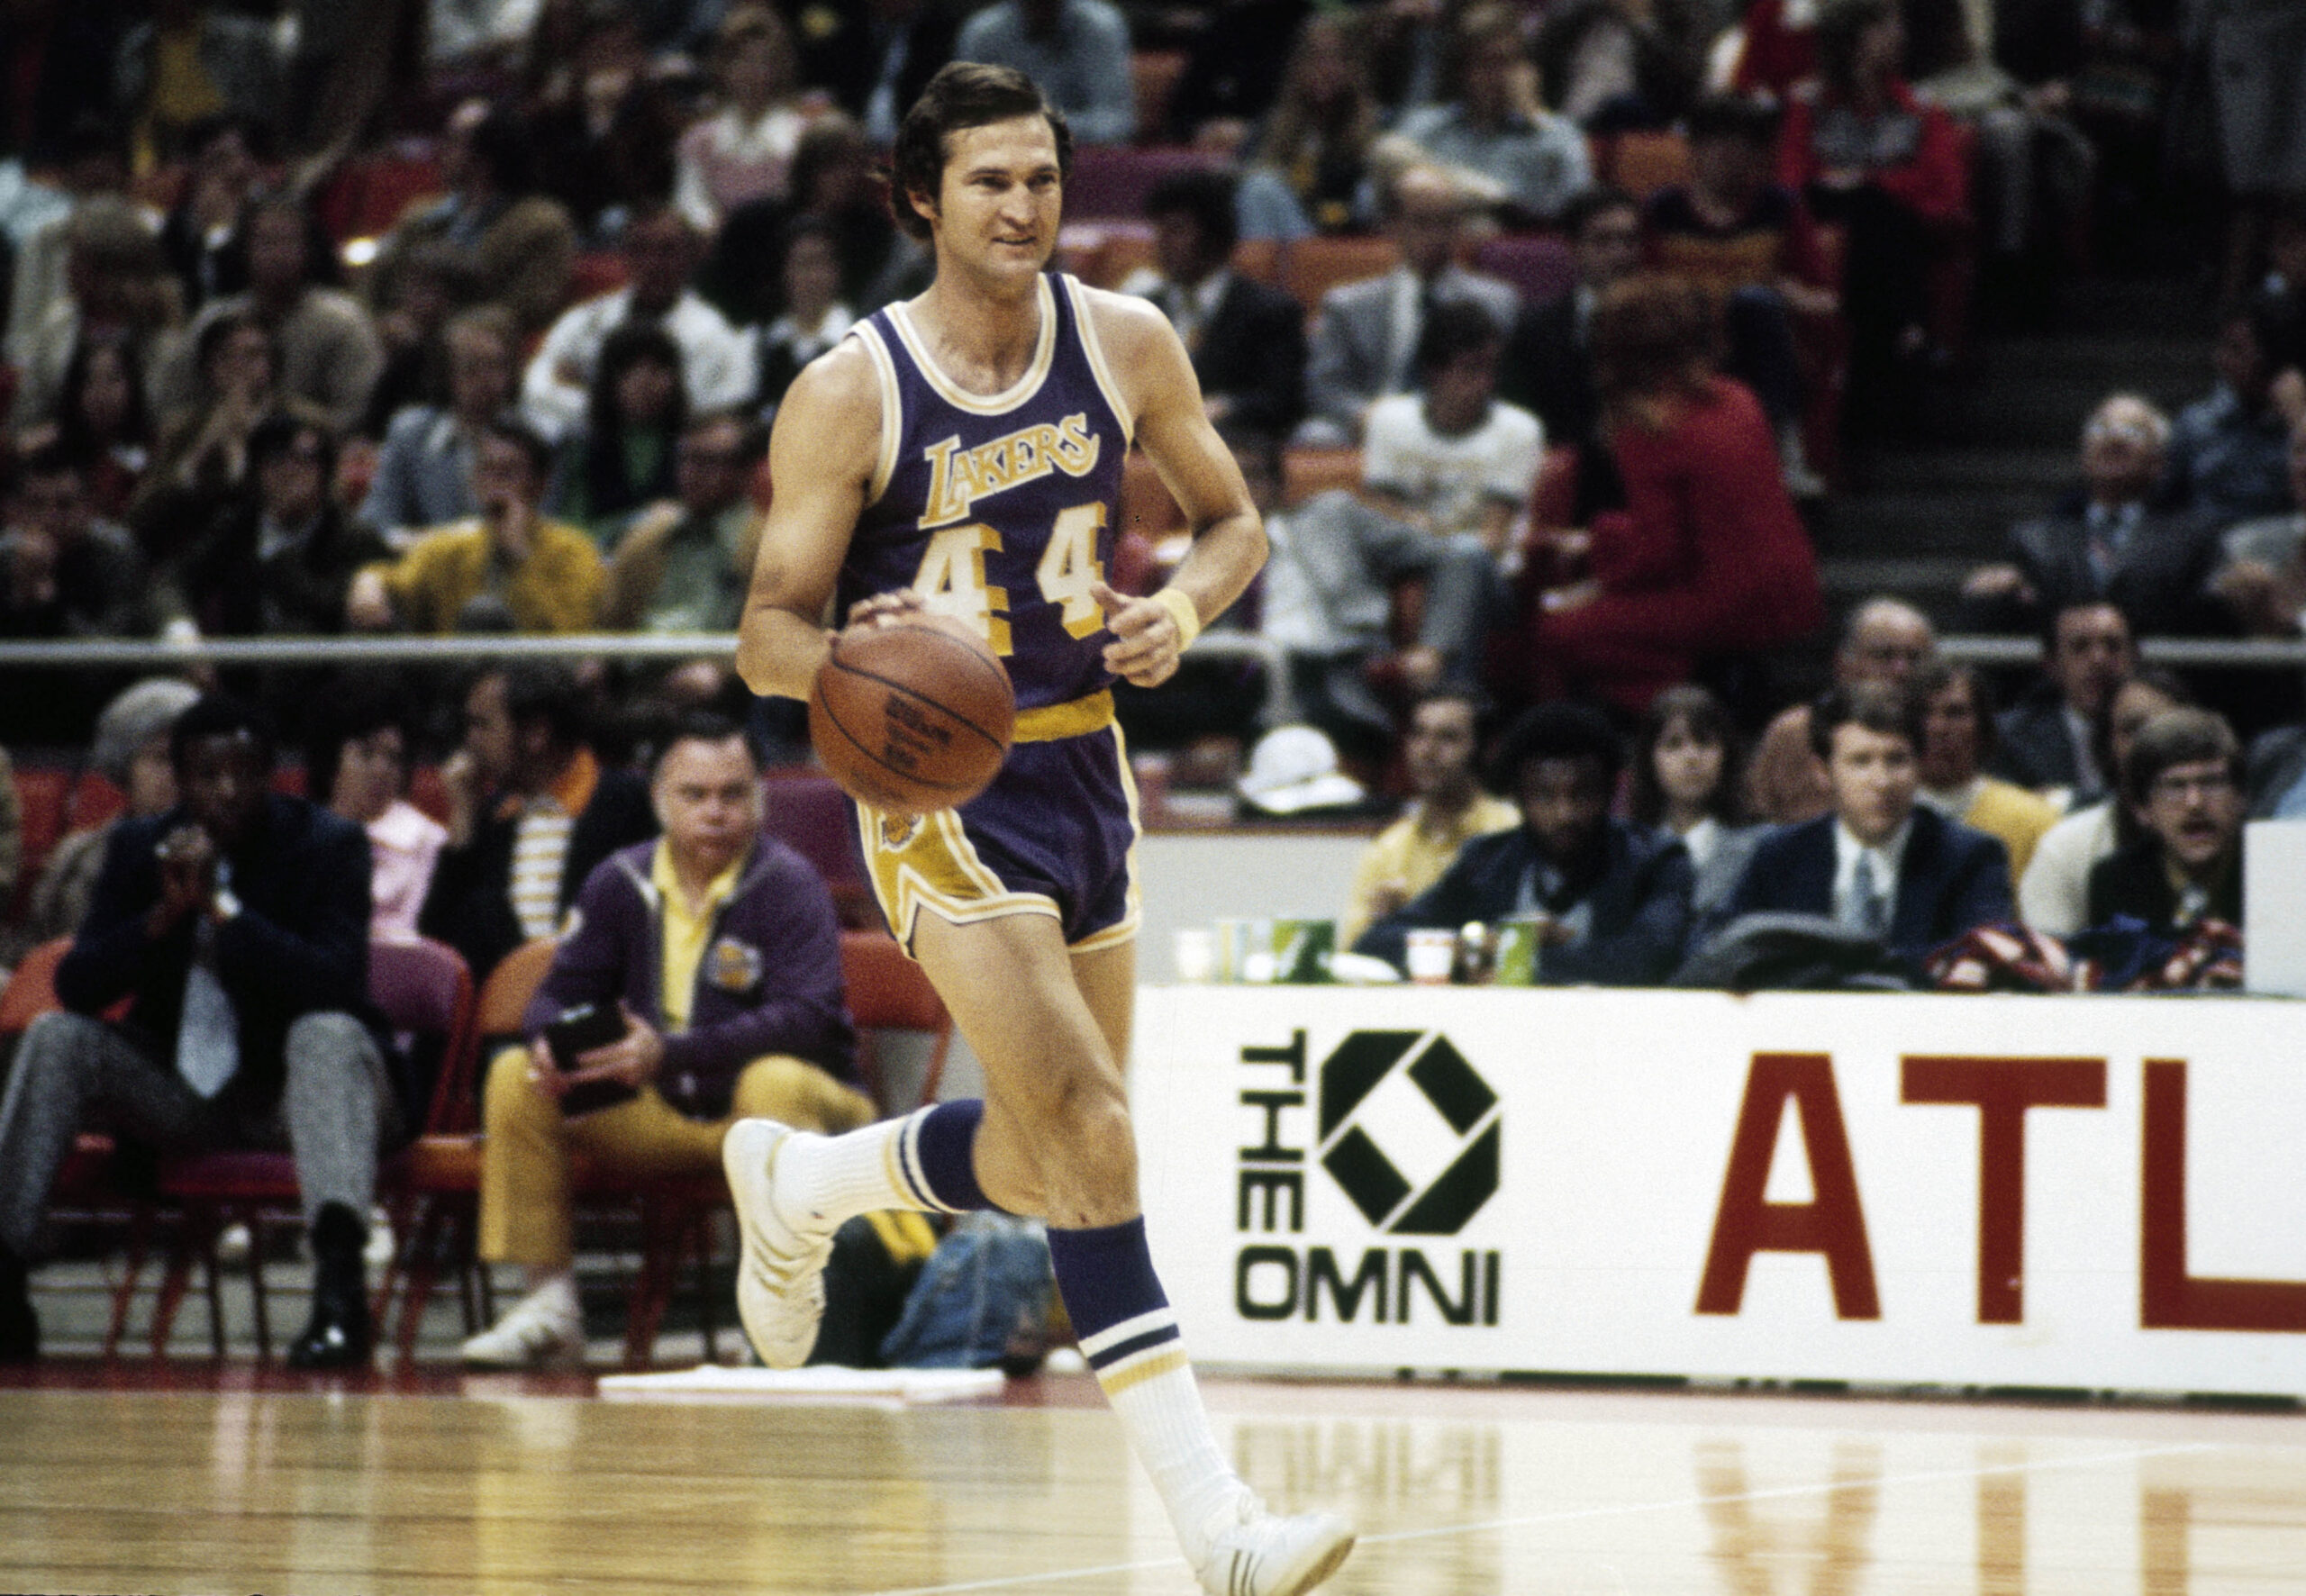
[1079,286,1266,688]
[734,340,885,701]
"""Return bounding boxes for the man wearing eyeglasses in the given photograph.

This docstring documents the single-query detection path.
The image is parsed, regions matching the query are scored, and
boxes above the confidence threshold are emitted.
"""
[2087,708,2246,937]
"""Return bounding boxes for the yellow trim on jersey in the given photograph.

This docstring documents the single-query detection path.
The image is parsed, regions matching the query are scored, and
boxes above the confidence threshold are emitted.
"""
[885,277,1058,417]
[848,320,904,507]
[1013,689,1115,743]
[1062,275,1135,444]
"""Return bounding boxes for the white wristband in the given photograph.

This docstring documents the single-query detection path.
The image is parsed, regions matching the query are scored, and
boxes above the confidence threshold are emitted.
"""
[1151,587,1202,650]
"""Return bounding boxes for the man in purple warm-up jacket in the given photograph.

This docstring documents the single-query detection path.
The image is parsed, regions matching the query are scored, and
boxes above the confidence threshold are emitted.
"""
[458,712,876,1367]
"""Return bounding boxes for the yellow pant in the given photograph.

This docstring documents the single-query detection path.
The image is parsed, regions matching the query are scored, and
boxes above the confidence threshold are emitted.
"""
[477,1046,876,1266]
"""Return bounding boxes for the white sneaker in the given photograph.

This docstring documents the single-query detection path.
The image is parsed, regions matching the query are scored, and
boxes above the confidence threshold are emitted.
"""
[459,1283,583,1368]
[722,1119,834,1368]
[1194,1502,1357,1596]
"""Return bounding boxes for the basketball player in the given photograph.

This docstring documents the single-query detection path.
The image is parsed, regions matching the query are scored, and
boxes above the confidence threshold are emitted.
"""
[729,63,1356,1596]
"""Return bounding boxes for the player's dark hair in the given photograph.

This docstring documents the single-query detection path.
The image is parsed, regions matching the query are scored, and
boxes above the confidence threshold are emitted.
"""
[1489,703,1623,790]
[1413,298,1502,379]
[654,711,761,775]
[889,62,1073,243]
[170,693,278,770]
[1810,680,1923,762]
[1144,168,1239,258]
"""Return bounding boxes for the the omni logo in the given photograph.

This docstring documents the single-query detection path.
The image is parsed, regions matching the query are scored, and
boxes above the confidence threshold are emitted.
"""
[1232,1029,1503,1328]
[1320,1030,1501,1235]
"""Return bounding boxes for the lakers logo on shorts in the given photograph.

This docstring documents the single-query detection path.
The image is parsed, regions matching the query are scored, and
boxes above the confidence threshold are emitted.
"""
[880,812,925,850]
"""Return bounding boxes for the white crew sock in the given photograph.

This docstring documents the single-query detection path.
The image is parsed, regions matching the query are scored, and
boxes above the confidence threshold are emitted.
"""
[772,1109,944,1230]
[1083,1309,1257,1563]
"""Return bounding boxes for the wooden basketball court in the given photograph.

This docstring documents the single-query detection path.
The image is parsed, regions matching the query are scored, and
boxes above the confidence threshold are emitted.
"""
[5,1362,2304,1592]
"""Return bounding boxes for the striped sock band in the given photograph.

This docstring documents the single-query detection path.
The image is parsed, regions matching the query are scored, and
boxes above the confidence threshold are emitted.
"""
[1050,1220,1250,1564]
[893,1100,997,1214]
[1078,1305,1188,1394]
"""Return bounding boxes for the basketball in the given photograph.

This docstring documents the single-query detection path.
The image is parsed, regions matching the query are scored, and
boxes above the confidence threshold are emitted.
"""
[809,613,1016,814]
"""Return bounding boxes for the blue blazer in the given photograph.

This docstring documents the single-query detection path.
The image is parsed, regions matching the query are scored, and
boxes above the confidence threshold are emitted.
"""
[1713,806,2014,965]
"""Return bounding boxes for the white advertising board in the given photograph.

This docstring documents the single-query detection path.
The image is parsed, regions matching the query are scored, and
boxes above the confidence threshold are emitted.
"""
[1132,986,2306,1396]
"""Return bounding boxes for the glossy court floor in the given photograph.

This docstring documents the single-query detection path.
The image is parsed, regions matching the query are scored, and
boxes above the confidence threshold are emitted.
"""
[5,1362,2305,1594]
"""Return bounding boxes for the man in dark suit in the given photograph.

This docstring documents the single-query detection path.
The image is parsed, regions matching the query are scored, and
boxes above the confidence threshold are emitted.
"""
[1991,600,2136,803]
[1299,163,1521,445]
[1497,185,1640,518]
[0,695,396,1366]
[1961,393,2228,639]
[1137,169,1307,437]
[419,663,658,985]
[1357,703,1693,984]
[1717,681,2014,967]
[2088,707,2245,936]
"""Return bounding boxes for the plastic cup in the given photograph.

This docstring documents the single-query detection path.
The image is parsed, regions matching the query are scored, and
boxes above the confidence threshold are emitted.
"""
[1404,929,1457,984]
[1173,928,1216,983]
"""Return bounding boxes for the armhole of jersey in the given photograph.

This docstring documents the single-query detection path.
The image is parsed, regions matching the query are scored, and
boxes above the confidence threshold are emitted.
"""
[1063,274,1135,447]
[848,321,903,507]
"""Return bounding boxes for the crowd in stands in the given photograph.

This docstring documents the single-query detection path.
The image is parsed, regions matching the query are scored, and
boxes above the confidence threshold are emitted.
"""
[0,0,2295,1365]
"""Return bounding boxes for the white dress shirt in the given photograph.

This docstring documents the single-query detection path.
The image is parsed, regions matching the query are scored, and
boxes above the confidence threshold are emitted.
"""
[1832,816,1912,932]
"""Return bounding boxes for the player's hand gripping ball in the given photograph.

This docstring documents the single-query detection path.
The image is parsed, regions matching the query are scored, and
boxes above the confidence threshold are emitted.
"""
[809,612,1016,814]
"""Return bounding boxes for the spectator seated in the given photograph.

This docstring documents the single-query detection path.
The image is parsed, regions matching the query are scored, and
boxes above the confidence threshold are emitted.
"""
[1711,681,2014,973]
[458,716,872,1368]
[1357,703,1693,985]
[0,696,400,1369]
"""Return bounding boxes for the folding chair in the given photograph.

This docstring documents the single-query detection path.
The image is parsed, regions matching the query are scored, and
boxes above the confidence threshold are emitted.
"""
[141,937,477,1361]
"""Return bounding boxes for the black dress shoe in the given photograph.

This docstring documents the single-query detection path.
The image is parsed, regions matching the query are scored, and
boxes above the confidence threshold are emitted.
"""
[0,1274,37,1363]
[286,1202,371,1370]
[286,1300,370,1370]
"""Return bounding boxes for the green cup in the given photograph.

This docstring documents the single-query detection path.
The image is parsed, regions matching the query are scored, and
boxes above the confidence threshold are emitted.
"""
[1493,915,1545,986]
[1270,920,1337,984]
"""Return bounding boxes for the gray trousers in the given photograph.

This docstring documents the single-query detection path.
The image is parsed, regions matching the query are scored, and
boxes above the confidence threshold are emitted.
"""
[0,1010,396,1260]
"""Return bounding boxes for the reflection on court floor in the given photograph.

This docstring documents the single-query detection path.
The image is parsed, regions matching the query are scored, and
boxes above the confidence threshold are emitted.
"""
[2,1375,2303,1592]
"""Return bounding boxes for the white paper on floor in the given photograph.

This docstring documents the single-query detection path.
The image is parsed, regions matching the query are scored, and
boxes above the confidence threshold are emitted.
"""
[596,1365,1008,1407]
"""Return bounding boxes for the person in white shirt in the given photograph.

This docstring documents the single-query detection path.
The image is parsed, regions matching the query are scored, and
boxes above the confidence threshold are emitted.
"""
[522,205,756,440]
[2017,670,2190,935]
[673,5,817,233]
[1360,297,1543,556]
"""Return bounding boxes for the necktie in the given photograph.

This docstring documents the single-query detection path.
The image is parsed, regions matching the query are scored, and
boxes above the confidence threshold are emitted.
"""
[175,893,239,1100]
[1851,850,1889,939]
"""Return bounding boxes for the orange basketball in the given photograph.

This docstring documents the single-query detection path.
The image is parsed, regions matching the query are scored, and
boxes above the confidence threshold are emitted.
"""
[808,613,1016,815]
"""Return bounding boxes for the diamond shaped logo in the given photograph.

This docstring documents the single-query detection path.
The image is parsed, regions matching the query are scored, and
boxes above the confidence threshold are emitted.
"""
[1317,1030,1500,1235]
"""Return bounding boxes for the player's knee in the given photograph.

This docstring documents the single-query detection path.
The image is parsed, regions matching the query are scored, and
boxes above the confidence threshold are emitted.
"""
[1041,1084,1138,1188]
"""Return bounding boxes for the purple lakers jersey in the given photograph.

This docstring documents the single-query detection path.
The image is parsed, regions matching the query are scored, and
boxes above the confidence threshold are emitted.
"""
[840,273,1132,712]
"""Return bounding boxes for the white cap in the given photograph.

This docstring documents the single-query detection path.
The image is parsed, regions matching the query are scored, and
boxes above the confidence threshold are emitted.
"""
[1237,726,1366,816]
